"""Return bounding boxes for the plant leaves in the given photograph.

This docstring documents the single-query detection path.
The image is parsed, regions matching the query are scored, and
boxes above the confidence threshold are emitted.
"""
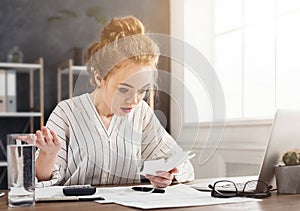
[47,16,63,22]
[85,6,106,24]
[58,9,77,18]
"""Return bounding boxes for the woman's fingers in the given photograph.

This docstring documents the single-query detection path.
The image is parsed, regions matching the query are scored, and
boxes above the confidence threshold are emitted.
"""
[145,173,174,188]
[50,130,61,146]
[41,126,52,143]
[35,127,61,155]
[156,171,174,181]
[16,135,35,144]
[145,168,180,188]
[146,175,171,188]
[36,130,45,146]
[35,129,45,148]
[168,168,179,174]
[151,181,168,188]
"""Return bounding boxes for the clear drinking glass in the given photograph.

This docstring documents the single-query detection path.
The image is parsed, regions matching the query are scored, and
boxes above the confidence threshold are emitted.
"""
[7,134,36,207]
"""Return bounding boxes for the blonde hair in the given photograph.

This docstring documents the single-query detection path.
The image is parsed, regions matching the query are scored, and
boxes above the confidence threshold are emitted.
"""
[86,16,160,86]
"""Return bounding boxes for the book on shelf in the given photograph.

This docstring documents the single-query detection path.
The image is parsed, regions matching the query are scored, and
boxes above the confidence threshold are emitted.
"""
[6,70,17,112]
[0,69,17,113]
[0,69,6,112]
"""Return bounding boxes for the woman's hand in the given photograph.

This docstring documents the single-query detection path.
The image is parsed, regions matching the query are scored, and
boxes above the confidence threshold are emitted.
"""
[34,126,61,181]
[19,126,61,181]
[36,126,61,156]
[145,168,179,188]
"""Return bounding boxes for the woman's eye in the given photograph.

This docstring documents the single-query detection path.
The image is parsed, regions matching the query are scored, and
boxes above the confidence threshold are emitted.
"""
[119,88,129,93]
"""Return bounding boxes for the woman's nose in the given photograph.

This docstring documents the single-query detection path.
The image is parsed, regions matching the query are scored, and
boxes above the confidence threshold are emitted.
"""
[126,93,139,105]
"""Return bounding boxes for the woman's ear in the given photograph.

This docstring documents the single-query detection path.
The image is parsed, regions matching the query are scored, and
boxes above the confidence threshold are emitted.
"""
[94,73,102,87]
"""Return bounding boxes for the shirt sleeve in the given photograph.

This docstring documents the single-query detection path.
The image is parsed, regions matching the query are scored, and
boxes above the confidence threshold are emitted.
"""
[35,102,70,187]
[140,102,194,182]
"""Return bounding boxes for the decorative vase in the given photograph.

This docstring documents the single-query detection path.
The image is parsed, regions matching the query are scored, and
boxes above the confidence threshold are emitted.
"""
[275,164,300,194]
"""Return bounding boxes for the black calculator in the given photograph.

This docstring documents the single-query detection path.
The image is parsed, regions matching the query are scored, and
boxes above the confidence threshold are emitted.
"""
[63,185,96,196]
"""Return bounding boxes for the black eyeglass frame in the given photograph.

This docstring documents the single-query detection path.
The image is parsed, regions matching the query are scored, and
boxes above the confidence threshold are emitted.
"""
[208,180,272,199]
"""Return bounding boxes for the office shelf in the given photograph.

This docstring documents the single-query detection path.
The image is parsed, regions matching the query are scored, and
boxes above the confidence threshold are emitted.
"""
[0,58,44,131]
[0,112,42,117]
[60,65,87,74]
[0,62,41,70]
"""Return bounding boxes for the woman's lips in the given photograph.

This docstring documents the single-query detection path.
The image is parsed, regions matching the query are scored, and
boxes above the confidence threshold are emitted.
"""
[121,107,132,113]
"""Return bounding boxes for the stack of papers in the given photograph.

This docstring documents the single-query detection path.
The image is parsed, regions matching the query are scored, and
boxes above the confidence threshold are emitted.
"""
[96,184,260,209]
[36,184,260,209]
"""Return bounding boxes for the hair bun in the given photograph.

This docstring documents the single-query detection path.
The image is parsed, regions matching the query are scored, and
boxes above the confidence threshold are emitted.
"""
[100,16,145,47]
[86,16,160,87]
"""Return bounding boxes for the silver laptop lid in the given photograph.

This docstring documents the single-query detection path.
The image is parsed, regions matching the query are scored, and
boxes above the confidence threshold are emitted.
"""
[257,109,300,192]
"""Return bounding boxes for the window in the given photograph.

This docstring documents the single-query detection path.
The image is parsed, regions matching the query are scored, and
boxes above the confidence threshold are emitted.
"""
[184,0,300,122]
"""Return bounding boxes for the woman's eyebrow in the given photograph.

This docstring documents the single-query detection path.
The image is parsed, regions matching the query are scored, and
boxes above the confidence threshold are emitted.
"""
[119,83,150,89]
[119,83,134,88]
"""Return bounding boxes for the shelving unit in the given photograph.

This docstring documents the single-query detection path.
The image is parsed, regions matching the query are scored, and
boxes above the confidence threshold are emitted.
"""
[57,59,87,102]
[0,58,44,131]
[0,58,44,187]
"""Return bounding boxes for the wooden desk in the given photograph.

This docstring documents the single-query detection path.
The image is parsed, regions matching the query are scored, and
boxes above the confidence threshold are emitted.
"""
[1,186,300,210]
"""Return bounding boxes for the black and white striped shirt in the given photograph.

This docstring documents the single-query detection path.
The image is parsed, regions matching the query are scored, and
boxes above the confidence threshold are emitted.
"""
[37,93,194,187]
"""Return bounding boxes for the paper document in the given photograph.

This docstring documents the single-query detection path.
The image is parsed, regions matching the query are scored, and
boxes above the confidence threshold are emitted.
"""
[140,151,195,176]
[35,184,260,209]
[95,184,260,209]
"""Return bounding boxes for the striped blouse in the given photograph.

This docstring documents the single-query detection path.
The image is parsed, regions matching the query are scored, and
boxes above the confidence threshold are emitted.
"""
[37,93,194,187]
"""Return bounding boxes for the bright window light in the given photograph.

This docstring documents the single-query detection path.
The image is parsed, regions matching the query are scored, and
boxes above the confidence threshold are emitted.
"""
[184,0,300,122]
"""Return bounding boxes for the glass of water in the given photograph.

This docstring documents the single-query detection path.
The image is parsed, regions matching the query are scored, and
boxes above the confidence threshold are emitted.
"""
[7,134,36,207]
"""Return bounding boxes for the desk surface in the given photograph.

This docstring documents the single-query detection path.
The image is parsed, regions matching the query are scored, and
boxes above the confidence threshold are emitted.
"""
[1,181,300,211]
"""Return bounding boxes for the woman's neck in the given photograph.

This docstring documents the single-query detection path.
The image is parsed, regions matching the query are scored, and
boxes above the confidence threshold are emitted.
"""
[91,89,114,118]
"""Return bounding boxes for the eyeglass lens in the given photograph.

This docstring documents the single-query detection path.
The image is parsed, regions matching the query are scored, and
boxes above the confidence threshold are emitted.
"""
[212,181,238,197]
[242,180,271,198]
[211,180,271,198]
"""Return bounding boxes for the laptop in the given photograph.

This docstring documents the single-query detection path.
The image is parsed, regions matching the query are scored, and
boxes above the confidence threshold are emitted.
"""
[191,109,300,192]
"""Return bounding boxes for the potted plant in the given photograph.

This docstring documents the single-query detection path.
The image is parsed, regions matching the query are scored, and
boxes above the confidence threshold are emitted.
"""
[275,148,300,194]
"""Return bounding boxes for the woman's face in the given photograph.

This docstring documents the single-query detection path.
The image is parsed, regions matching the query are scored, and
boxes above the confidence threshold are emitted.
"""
[101,63,153,116]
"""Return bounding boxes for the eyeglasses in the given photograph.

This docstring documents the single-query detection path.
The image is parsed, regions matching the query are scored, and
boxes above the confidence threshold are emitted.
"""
[208,180,272,199]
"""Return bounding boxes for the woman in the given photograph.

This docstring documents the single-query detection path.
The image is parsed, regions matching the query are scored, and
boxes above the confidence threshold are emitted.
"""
[35,16,194,188]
